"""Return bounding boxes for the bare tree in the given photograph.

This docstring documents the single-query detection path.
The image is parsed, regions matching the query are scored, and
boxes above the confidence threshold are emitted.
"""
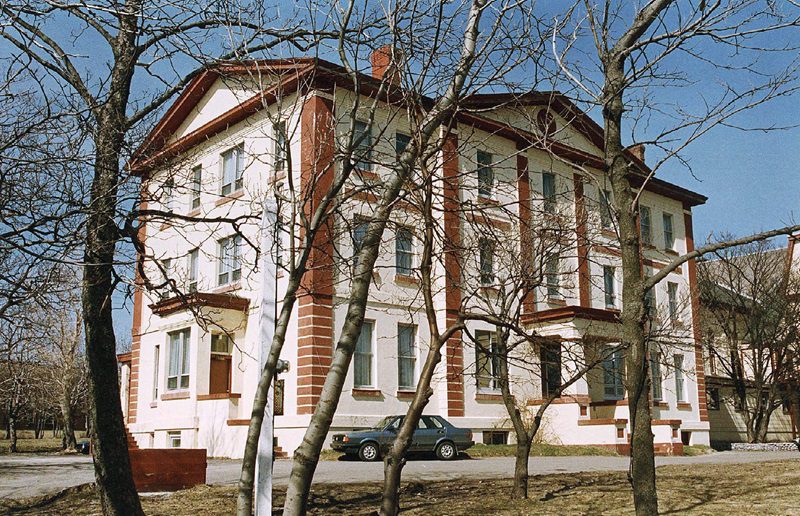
[0,2,323,513]
[698,238,800,442]
[551,2,800,513]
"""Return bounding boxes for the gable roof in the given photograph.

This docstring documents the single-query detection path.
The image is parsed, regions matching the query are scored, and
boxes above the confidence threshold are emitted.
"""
[129,57,706,207]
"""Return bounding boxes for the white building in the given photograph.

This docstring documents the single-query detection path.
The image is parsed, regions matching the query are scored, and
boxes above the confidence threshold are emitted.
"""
[119,53,711,458]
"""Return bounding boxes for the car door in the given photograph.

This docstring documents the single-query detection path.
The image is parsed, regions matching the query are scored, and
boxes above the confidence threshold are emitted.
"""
[413,416,444,452]
[380,416,402,448]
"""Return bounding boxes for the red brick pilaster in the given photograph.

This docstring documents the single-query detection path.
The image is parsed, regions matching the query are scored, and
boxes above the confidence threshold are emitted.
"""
[127,190,148,424]
[443,130,464,417]
[684,206,708,422]
[574,174,591,307]
[517,149,536,314]
[296,94,336,415]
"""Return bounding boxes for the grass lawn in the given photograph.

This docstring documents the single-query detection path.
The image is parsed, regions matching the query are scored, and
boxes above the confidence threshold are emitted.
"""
[0,437,65,455]
[4,459,797,515]
[319,443,711,460]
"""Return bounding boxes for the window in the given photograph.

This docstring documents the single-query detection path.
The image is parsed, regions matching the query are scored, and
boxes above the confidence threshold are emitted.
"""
[211,334,232,354]
[352,219,369,268]
[396,132,411,157]
[639,206,652,246]
[395,228,414,276]
[167,329,190,391]
[217,235,242,286]
[479,239,494,286]
[708,387,720,410]
[221,144,244,196]
[674,354,685,402]
[483,431,509,445]
[644,284,656,319]
[475,330,500,391]
[397,324,416,390]
[187,248,199,292]
[191,166,202,210]
[540,343,562,397]
[274,121,287,172]
[600,189,613,228]
[354,321,374,388]
[152,345,160,401]
[545,254,560,298]
[164,177,176,212]
[650,350,662,401]
[477,151,493,198]
[603,265,616,308]
[160,258,175,299]
[168,431,181,448]
[662,213,674,250]
[603,348,625,400]
[353,120,372,171]
[542,172,556,214]
[667,282,680,324]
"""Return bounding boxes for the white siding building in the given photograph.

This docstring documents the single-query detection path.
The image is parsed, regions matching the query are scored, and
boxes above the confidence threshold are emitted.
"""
[119,54,711,458]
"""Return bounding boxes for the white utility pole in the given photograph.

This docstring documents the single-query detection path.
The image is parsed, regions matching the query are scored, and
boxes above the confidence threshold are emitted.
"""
[255,197,278,516]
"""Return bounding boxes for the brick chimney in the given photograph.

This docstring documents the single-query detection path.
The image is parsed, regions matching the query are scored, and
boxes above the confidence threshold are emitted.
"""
[628,143,646,163]
[371,45,401,85]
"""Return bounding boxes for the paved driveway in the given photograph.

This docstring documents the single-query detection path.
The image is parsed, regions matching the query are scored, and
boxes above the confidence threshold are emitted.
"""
[2,451,799,500]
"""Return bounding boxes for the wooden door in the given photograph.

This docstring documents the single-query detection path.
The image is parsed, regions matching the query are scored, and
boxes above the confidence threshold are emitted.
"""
[209,355,231,394]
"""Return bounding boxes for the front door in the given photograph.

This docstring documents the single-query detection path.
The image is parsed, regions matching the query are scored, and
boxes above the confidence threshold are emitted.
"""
[209,355,231,394]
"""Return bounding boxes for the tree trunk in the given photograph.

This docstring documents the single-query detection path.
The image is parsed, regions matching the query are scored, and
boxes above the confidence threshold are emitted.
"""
[379,345,441,516]
[61,393,77,451]
[604,59,658,515]
[83,123,143,514]
[512,435,532,499]
[8,415,17,453]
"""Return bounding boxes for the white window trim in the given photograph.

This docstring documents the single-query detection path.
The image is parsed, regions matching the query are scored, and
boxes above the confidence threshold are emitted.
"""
[354,320,375,388]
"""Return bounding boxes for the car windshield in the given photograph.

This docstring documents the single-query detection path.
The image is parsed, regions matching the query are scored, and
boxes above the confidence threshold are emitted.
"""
[372,416,398,430]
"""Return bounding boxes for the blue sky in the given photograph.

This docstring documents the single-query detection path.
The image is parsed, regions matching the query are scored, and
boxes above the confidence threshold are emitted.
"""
[33,2,790,340]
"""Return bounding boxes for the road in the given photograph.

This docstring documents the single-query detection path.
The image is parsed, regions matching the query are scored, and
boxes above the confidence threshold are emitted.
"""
[2,451,798,500]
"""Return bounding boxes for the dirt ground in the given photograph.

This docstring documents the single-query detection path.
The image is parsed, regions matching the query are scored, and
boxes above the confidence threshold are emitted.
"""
[2,459,798,515]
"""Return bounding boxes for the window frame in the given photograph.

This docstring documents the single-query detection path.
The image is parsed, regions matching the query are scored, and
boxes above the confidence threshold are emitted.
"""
[397,324,417,390]
[274,121,288,172]
[217,235,242,286]
[166,329,191,391]
[603,348,625,401]
[395,132,411,157]
[168,431,182,448]
[542,172,557,214]
[353,120,372,171]
[477,150,494,199]
[479,238,495,286]
[152,345,160,401]
[191,165,202,210]
[395,227,414,276]
[600,189,613,229]
[545,253,560,298]
[639,205,652,246]
[674,354,686,402]
[354,320,375,388]
[650,350,663,401]
[707,387,720,410]
[188,248,199,293]
[667,282,679,324]
[540,342,562,398]
[475,330,501,392]
[603,265,616,308]
[220,144,244,196]
[662,212,675,250]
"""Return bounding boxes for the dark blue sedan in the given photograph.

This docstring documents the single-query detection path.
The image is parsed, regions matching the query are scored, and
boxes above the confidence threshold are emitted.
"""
[331,415,474,461]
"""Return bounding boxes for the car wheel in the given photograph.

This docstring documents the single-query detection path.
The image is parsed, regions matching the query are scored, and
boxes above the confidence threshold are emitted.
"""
[358,442,380,462]
[436,441,457,461]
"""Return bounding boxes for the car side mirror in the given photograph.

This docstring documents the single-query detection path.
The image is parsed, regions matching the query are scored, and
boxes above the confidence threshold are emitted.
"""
[387,426,398,433]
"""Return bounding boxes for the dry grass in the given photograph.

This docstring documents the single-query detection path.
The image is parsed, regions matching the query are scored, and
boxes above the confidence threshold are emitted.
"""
[318,443,618,461]
[0,438,66,455]
[3,459,798,515]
